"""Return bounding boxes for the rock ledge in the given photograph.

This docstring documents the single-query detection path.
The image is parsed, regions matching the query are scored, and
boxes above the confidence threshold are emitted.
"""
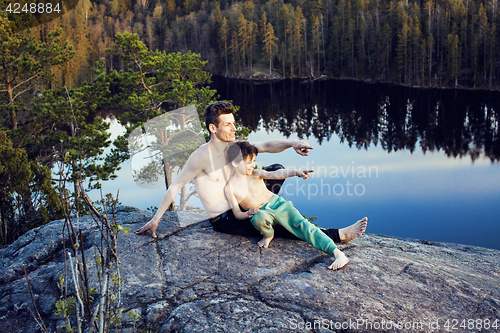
[1,208,499,332]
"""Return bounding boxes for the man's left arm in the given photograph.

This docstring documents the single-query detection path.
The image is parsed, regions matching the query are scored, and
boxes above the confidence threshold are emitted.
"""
[251,139,313,156]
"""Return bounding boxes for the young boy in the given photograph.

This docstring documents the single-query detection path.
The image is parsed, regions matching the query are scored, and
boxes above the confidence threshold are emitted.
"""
[224,141,354,271]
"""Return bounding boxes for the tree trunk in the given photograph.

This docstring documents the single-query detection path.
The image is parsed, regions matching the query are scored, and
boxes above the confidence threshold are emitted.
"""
[6,82,17,130]
[163,160,175,211]
[179,185,186,211]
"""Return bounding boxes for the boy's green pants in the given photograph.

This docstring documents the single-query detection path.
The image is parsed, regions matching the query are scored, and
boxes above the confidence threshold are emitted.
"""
[250,194,337,256]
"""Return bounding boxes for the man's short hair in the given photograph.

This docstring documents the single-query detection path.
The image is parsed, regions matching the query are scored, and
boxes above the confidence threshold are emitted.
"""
[226,141,258,164]
[204,101,234,130]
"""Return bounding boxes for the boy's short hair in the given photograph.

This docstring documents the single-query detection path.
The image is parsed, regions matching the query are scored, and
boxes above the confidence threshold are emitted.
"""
[204,101,234,130]
[226,141,258,164]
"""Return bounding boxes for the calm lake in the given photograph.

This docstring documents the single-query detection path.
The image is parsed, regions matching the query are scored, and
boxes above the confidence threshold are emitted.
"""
[95,76,500,250]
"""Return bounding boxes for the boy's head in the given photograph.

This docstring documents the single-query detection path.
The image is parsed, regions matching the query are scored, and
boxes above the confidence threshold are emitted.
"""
[226,141,258,173]
[205,102,235,140]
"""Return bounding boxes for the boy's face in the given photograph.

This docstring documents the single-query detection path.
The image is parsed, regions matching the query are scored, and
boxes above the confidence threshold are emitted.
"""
[234,154,256,175]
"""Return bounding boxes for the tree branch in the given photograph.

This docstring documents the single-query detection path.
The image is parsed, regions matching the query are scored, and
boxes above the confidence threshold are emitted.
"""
[11,84,35,103]
[12,73,39,91]
[184,189,198,203]
[23,265,49,333]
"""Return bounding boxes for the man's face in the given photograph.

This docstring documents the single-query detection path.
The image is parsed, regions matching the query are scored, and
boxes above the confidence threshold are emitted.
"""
[212,113,236,142]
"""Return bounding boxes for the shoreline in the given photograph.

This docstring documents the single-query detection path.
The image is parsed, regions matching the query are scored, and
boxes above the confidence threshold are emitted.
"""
[213,72,500,92]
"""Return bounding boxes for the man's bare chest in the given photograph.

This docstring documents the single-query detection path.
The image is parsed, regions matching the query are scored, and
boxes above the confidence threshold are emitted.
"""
[197,164,231,185]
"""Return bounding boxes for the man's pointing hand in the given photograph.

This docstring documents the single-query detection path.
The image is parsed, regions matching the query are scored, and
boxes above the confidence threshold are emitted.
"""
[293,140,314,156]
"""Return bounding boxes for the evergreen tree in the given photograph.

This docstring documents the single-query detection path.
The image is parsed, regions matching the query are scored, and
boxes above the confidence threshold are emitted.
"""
[357,15,367,77]
[279,4,290,77]
[294,7,306,77]
[0,132,63,247]
[237,13,249,70]
[311,15,322,77]
[446,33,461,87]
[0,16,74,130]
[229,22,241,73]
[397,22,410,84]
[109,32,215,120]
[475,4,488,85]
[263,22,279,74]
[108,32,217,209]
[219,17,230,76]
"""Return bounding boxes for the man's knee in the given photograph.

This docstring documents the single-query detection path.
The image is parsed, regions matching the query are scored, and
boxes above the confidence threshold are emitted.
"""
[264,164,285,194]
[264,163,285,172]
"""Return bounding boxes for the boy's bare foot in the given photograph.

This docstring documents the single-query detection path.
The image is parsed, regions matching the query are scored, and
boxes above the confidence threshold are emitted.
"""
[339,217,367,243]
[328,248,349,271]
[258,235,274,248]
[134,219,159,238]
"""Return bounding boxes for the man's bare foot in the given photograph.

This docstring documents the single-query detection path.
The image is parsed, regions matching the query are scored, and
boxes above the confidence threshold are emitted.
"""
[339,217,368,243]
[328,248,349,270]
[257,235,274,248]
[134,219,159,238]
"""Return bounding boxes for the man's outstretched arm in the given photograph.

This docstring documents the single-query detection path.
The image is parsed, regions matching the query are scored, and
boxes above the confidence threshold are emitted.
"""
[134,150,205,238]
[251,139,313,156]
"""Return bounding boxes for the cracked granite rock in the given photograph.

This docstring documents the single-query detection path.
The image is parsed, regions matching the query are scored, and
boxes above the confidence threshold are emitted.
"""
[1,207,499,332]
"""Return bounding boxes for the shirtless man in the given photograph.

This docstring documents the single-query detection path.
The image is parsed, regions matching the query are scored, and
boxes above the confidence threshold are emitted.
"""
[134,101,367,244]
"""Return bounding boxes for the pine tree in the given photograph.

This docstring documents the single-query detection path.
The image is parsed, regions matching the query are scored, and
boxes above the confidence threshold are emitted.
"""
[0,132,63,246]
[383,24,392,82]
[293,7,305,76]
[345,18,355,77]
[237,13,249,70]
[311,15,321,77]
[446,33,461,87]
[248,20,256,72]
[166,0,176,21]
[410,13,423,85]
[0,17,74,130]
[279,4,290,77]
[487,23,496,88]
[220,17,229,76]
[263,22,279,74]
[108,32,216,208]
[475,4,488,85]
[108,32,215,117]
[397,22,410,84]
[230,24,241,73]
[357,15,367,77]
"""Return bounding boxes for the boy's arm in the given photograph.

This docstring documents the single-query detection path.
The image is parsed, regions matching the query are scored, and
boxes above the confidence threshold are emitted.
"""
[255,169,313,180]
[251,139,313,156]
[224,184,260,220]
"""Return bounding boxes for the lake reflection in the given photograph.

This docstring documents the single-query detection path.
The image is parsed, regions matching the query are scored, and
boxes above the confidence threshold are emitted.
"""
[209,77,500,250]
[212,76,500,162]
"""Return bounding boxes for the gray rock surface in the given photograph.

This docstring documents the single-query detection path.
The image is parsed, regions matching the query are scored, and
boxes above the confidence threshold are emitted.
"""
[1,207,499,332]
